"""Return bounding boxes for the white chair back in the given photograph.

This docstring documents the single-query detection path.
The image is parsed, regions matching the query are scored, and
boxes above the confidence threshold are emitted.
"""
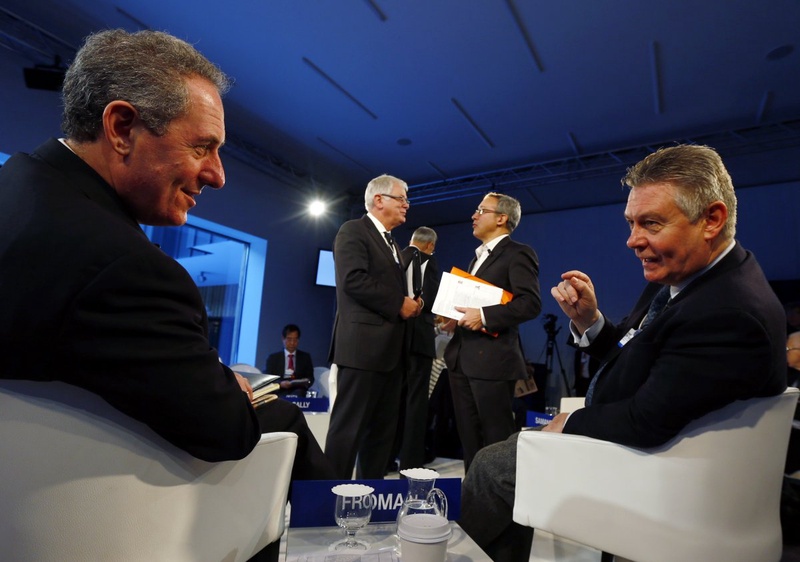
[515,388,798,562]
[0,380,297,562]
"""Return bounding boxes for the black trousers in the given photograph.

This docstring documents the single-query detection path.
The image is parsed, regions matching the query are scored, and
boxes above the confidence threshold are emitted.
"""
[459,432,533,562]
[448,369,517,473]
[255,397,336,481]
[324,364,403,479]
[398,353,434,470]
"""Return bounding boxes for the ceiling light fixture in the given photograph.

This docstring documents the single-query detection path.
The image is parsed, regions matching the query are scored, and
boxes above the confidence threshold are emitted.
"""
[308,200,327,217]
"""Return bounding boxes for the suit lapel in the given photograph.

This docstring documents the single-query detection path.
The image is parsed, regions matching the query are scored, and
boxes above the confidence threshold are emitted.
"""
[474,236,510,277]
[362,216,398,268]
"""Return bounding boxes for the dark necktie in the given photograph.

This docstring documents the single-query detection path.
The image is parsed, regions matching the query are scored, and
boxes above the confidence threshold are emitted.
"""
[288,353,294,372]
[585,285,672,406]
[384,232,399,264]
[639,285,672,330]
[410,247,423,298]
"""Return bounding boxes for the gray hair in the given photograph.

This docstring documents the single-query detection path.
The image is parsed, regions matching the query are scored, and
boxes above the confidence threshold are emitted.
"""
[411,226,437,245]
[62,29,231,142]
[364,174,408,211]
[622,144,737,240]
[486,192,522,232]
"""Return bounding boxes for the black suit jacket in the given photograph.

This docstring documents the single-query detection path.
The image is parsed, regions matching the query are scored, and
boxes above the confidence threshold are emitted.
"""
[328,215,407,372]
[401,246,440,358]
[444,236,542,381]
[0,139,261,462]
[265,348,314,383]
[564,243,787,448]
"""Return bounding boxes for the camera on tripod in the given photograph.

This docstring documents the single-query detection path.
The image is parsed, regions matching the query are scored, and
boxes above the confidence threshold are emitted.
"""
[541,312,570,396]
[542,313,558,336]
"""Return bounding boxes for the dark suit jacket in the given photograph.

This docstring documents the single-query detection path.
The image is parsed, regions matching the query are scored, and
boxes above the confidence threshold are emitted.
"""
[0,139,261,462]
[328,215,407,372]
[444,236,542,381]
[265,349,314,383]
[401,246,440,358]
[564,243,787,448]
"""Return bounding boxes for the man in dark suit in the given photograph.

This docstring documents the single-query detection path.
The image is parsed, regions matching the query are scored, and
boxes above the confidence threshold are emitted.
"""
[444,192,542,473]
[459,145,788,562]
[265,324,314,397]
[325,174,423,479]
[0,30,332,492]
[394,226,441,470]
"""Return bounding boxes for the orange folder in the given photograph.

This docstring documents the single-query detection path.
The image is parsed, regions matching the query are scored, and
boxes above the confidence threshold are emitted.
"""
[450,267,514,304]
[449,267,513,337]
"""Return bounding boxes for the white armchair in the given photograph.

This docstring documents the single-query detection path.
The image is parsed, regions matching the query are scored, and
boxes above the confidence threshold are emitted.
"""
[514,388,798,562]
[0,379,297,562]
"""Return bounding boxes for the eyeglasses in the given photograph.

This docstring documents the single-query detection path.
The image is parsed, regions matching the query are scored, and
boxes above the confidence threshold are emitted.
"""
[474,207,504,215]
[789,347,800,352]
[382,194,410,205]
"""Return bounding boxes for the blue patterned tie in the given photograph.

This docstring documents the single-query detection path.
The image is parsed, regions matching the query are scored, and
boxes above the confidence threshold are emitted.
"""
[584,285,672,406]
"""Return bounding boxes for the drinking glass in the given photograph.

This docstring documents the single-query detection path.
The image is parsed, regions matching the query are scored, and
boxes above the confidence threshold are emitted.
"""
[331,483,375,551]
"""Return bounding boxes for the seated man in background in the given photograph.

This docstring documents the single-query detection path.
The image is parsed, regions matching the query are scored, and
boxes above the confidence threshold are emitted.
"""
[0,29,333,487]
[459,144,787,561]
[265,324,315,397]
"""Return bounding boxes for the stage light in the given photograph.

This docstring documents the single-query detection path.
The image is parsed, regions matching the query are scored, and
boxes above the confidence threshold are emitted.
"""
[308,200,327,217]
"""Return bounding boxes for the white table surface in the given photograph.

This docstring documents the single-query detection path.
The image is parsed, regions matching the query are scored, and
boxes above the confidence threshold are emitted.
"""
[284,522,491,562]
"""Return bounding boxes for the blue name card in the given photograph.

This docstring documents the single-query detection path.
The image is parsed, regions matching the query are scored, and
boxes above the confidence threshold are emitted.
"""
[526,410,554,427]
[289,477,462,527]
[281,396,330,412]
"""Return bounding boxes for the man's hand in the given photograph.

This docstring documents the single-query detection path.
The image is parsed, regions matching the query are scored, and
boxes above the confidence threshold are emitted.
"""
[234,372,253,401]
[541,412,569,433]
[455,306,483,331]
[550,270,601,334]
[400,296,422,319]
[440,318,457,334]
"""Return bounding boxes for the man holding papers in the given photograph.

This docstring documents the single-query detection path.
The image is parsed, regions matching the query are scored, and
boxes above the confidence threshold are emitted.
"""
[443,192,541,472]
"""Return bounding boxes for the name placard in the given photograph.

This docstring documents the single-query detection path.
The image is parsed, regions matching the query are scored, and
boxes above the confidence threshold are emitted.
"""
[289,477,461,527]
[526,410,554,427]
[281,396,329,412]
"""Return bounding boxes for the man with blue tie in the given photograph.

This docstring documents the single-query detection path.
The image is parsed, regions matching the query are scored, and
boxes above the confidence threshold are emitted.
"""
[458,144,787,561]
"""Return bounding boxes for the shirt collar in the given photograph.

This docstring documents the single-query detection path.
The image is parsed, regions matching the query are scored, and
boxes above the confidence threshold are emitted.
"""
[475,234,508,258]
[672,239,736,297]
[366,212,390,235]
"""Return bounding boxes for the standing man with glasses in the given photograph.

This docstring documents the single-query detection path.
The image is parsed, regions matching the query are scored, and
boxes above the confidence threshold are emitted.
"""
[444,192,542,473]
[325,174,423,479]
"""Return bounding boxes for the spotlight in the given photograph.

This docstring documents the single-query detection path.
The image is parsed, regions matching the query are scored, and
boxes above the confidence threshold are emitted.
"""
[308,200,327,217]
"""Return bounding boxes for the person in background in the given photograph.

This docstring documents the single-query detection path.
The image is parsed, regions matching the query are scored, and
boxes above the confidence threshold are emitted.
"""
[783,331,800,474]
[458,144,787,561]
[782,331,800,544]
[265,324,314,397]
[325,174,422,479]
[788,332,800,387]
[0,30,334,490]
[390,226,440,471]
[444,192,542,473]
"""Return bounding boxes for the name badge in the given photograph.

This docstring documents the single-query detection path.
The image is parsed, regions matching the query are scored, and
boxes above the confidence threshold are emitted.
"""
[618,328,639,348]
